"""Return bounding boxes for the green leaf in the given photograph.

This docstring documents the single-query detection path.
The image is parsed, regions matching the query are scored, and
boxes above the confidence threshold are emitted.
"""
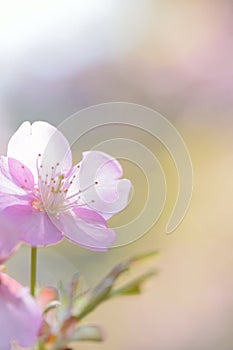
[110,270,158,297]
[75,251,158,321]
[70,324,104,342]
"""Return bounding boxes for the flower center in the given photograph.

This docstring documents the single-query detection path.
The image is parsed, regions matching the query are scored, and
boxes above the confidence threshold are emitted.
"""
[31,155,98,216]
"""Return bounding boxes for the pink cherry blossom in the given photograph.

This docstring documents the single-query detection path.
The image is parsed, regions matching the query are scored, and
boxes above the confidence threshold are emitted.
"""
[0,121,131,258]
[0,272,42,349]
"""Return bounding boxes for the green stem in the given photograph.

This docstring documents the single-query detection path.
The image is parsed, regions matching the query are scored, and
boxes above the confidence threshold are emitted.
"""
[37,340,46,350]
[30,247,37,297]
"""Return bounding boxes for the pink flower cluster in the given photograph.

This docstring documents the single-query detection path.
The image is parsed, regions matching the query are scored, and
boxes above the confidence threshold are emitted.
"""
[0,121,131,348]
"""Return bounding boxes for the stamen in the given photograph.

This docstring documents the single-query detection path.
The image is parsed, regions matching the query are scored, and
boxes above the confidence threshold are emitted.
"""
[33,159,90,215]
[59,198,95,212]
[65,181,97,202]
[54,174,65,193]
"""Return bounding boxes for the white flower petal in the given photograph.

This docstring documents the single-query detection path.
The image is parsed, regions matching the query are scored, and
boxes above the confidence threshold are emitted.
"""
[77,151,132,219]
[7,121,72,180]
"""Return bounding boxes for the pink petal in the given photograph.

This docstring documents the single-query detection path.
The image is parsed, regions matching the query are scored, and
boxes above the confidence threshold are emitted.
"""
[8,158,34,191]
[0,273,22,294]
[0,157,30,197]
[3,205,63,247]
[81,179,132,220]
[57,209,116,251]
[97,179,132,220]
[80,151,123,186]
[7,121,72,180]
[0,211,21,263]
[73,207,107,227]
[77,151,132,219]
[0,273,42,349]
[0,193,29,211]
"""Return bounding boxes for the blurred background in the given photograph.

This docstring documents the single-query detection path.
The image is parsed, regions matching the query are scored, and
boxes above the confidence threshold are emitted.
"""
[1,1,233,349]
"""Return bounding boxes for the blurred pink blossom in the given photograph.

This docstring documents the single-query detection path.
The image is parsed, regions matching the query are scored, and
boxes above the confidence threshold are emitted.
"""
[0,271,42,349]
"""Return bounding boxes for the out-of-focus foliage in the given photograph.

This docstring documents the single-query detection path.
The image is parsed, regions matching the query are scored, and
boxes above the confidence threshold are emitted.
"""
[37,251,157,349]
